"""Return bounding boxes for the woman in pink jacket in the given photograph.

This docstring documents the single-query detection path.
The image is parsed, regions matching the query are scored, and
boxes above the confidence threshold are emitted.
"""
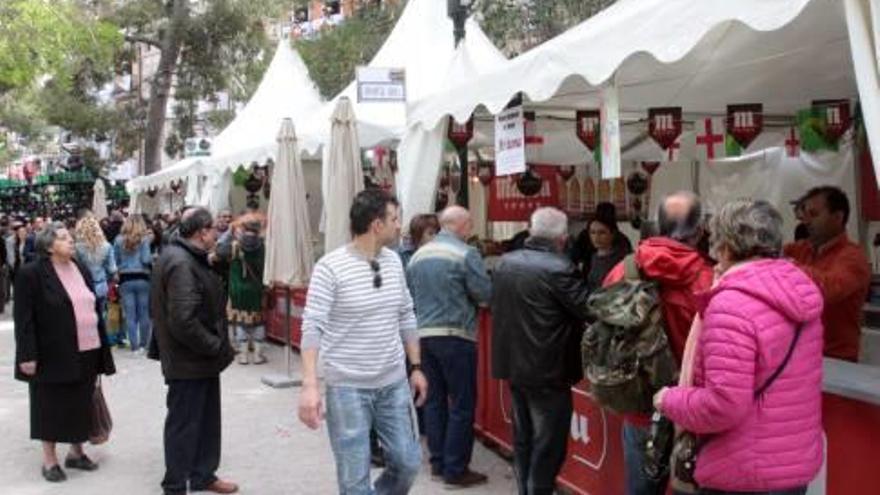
[654,199,824,495]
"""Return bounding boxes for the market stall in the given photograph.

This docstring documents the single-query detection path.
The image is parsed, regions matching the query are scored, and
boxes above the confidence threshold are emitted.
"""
[0,169,128,219]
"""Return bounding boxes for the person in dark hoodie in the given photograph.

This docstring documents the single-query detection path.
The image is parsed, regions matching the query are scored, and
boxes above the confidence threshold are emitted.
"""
[216,216,266,365]
[603,190,714,495]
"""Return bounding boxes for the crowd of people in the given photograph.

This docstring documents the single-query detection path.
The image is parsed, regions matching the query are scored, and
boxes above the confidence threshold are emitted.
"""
[297,184,870,495]
[3,181,872,495]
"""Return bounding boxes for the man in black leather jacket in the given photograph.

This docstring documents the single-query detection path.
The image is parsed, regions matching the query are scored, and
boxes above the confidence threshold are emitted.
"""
[491,207,591,495]
[151,207,237,495]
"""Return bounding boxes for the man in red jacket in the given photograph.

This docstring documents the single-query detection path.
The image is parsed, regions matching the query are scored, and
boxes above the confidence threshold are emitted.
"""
[604,190,714,495]
[784,186,870,362]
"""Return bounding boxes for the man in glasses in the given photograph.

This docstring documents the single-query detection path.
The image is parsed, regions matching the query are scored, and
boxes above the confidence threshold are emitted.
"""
[405,206,492,488]
[299,188,427,494]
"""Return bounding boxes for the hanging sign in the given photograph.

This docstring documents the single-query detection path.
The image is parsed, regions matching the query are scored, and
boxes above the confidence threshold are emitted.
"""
[648,107,683,150]
[447,116,474,148]
[600,81,622,179]
[695,117,725,160]
[576,110,601,152]
[812,99,851,144]
[726,103,763,148]
[488,164,559,221]
[495,106,527,176]
[356,67,406,102]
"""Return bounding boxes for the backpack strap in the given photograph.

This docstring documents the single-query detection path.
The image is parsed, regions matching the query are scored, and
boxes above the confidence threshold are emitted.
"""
[754,323,803,398]
[623,254,641,282]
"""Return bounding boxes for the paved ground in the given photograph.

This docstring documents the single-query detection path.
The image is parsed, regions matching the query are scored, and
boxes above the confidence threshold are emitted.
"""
[0,314,516,494]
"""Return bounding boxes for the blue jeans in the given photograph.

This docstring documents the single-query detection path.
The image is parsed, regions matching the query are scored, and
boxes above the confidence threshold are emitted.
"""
[120,279,152,350]
[623,421,667,495]
[421,336,476,480]
[325,378,422,494]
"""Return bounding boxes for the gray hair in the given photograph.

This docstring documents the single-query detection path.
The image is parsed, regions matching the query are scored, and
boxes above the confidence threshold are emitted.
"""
[529,207,568,240]
[710,199,783,261]
[658,190,703,243]
[34,222,68,258]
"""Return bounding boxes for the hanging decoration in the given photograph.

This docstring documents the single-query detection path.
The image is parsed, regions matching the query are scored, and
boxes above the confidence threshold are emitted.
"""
[557,165,576,181]
[695,117,725,160]
[725,133,743,157]
[797,107,836,152]
[233,165,250,186]
[169,179,184,195]
[813,99,851,144]
[523,111,544,146]
[515,166,544,196]
[785,127,801,157]
[648,107,683,150]
[641,161,661,175]
[477,160,494,186]
[726,103,763,149]
[576,110,600,151]
[447,115,474,148]
[665,139,682,162]
[146,187,159,198]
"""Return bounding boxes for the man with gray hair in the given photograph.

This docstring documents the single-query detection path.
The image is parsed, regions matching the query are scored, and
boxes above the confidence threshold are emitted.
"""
[491,207,591,495]
[406,205,492,488]
[604,190,714,495]
[152,207,238,495]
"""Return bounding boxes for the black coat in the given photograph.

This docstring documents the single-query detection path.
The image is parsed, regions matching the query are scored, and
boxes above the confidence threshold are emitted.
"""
[491,237,592,388]
[13,257,116,383]
[151,239,233,380]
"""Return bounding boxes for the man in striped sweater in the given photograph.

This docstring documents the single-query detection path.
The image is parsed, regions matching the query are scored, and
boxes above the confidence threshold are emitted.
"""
[298,189,428,494]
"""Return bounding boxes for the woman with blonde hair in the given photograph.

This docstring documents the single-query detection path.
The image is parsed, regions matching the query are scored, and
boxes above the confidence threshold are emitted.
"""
[114,214,153,353]
[74,215,117,318]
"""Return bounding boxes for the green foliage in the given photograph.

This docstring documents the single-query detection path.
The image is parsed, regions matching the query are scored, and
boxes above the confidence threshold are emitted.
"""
[296,3,404,100]
[475,0,618,56]
[0,0,122,94]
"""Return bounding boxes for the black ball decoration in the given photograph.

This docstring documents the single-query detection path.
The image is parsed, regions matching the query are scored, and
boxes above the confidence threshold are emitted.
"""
[515,167,543,197]
[626,171,649,196]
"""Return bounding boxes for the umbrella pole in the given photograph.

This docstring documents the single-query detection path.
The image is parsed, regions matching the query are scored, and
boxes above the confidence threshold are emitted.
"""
[261,285,301,388]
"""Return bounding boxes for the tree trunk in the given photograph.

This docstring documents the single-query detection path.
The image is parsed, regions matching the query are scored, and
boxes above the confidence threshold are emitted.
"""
[142,0,188,176]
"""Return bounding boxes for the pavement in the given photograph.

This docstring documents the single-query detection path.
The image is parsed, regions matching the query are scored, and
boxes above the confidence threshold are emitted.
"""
[0,314,517,494]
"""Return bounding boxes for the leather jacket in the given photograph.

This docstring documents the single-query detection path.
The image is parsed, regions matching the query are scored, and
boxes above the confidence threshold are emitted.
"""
[491,237,591,387]
[151,239,233,380]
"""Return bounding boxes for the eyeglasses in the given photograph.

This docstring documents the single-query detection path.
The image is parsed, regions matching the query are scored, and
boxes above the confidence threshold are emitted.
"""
[369,259,382,289]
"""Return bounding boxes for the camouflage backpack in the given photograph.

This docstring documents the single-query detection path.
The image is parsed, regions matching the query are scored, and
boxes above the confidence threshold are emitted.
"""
[582,255,678,414]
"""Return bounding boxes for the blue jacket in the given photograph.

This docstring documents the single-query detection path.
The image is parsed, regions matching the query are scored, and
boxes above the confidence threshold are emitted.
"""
[406,231,492,341]
[74,242,117,298]
[114,237,152,276]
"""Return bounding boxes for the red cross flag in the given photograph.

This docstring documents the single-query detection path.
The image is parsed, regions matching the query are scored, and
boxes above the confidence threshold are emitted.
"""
[785,127,801,158]
[696,117,725,161]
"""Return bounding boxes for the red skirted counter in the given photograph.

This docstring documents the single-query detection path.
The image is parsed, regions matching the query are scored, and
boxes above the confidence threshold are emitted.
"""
[265,287,308,348]
[265,293,880,493]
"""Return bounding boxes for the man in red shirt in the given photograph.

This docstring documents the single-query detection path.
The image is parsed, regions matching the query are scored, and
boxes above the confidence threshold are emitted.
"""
[784,186,870,362]
[604,191,714,495]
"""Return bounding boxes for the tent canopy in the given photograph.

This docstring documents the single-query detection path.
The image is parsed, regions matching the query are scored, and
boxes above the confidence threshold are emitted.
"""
[128,37,324,194]
[404,0,879,181]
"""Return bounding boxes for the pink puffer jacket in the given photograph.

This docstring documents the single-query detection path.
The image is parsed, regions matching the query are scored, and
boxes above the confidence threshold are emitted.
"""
[661,259,824,492]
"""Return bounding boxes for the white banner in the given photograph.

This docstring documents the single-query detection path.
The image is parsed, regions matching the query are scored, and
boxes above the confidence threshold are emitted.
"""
[356,67,406,102]
[495,106,527,176]
[600,79,621,178]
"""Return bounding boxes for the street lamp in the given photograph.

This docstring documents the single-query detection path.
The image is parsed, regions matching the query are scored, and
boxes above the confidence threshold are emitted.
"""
[447,0,472,47]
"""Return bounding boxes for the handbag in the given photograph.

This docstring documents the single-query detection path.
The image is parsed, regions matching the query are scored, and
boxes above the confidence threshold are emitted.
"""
[88,378,113,445]
[671,322,805,486]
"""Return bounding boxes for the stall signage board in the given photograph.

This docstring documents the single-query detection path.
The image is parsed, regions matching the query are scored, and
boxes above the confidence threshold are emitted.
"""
[488,164,559,221]
[495,106,527,176]
[356,67,406,102]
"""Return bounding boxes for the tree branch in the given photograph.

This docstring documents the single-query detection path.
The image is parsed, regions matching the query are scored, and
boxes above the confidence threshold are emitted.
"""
[124,34,161,49]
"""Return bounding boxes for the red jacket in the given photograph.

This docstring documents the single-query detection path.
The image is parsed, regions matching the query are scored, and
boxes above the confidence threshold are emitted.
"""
[604,237,715,363]
[784,234,870,361]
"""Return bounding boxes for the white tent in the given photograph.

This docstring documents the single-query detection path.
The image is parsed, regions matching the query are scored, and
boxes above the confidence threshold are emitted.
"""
[127,37,325,199]
[404,0,878,177]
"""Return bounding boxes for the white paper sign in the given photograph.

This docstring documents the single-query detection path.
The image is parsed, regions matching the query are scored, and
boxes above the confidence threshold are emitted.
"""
[600,79,621,179]
[357,67,406,102]
[495,106,526,176]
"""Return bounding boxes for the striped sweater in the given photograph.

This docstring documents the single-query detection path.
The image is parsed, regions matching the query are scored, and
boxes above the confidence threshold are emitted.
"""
[301,245,418,388]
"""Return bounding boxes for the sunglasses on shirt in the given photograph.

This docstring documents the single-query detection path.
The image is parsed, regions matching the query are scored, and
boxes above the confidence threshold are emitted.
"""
[369,260,382,289]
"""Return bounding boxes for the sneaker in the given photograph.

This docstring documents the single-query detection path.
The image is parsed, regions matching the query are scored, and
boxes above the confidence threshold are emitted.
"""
[41,465,67,482]
[444,469,488,490]
[64,454,99,471]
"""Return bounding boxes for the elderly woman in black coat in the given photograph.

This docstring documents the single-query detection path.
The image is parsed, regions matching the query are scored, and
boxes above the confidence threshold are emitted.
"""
[14,222,116,483]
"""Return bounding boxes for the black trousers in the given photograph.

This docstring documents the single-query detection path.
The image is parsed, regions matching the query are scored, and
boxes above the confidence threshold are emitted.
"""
[162,377,222,495]
[510,383,573,495]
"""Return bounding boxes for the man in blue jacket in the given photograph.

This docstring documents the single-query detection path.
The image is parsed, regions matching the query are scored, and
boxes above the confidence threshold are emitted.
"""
[406,205,492,489]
